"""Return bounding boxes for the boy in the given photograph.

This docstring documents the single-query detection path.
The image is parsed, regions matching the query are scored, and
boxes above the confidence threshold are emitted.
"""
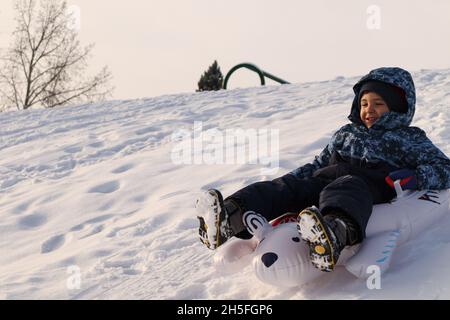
[196,67,450,272]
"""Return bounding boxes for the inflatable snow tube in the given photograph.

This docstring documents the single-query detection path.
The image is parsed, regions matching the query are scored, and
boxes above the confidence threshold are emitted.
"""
[213,189,450,287]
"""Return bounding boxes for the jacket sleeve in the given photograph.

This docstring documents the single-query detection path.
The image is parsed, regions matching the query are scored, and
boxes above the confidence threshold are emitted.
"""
[289,128,343,179]
[404,128,450,190]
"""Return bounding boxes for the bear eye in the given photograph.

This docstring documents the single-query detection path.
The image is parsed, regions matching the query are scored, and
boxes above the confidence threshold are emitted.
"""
[292,237,300,242]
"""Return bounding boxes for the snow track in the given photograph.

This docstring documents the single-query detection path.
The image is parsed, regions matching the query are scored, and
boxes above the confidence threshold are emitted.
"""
[1,69,449,299]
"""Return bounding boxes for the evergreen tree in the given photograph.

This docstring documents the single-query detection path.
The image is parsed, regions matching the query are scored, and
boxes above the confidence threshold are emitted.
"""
[197,60,223,92]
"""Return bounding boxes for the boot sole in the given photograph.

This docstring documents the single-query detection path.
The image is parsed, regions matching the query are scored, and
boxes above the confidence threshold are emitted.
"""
[197,189,224,250]
[297,208,336,272]
[209,189,225,249]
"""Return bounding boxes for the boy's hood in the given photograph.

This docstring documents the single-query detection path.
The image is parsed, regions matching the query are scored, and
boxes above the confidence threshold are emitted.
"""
[348,67,416,130]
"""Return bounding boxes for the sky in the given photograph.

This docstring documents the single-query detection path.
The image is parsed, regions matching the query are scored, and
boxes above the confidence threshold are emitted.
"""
[1,0,450,100]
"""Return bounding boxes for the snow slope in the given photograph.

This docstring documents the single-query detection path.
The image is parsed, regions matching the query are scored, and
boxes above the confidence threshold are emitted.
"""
[1,68,449,299]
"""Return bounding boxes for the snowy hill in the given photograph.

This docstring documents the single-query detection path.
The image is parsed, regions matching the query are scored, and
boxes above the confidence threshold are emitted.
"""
[1,68,450,299]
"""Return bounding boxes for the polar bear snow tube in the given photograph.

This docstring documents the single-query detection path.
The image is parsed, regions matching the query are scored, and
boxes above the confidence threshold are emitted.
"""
[213,188,450,287]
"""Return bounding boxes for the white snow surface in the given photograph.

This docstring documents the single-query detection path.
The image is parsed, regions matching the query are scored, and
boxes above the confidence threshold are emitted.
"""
[1,69,450,300]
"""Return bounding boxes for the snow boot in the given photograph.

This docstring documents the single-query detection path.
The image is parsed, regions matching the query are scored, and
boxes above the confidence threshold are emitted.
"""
[196,189,244,250]
[297,206,359,272]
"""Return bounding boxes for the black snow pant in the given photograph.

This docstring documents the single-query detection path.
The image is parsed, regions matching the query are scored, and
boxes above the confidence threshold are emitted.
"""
[226,166,396,242]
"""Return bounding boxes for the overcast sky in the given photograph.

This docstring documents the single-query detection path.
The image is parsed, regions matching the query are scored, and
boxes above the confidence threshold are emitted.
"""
[1,0,450,100]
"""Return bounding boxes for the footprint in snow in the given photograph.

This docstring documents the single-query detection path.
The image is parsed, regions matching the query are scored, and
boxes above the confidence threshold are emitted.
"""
[88,181,120,194]
[88,141,104,148]
[135,126,159,135]
[12,201,34,215]
[41,234,66,254]
[132,194,148,203]
[64,145,83,154]
[1,177,20,189]
[69,214,114,232]
[79,224,104,239]
[18,213,48,229]
[111,163,135,174]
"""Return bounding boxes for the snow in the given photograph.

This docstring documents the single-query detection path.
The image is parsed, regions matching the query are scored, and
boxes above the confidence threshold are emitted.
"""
[1,68,450,300]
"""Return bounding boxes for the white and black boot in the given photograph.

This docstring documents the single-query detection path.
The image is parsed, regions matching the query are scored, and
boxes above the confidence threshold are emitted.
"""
[296,206,351,272]
[196,189,243,250]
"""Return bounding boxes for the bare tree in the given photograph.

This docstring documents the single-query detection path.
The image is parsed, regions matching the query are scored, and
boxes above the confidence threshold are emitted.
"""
[0,0,113,111]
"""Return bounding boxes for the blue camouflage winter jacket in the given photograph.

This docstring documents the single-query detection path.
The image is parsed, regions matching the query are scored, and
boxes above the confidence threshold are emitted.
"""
[290,67,450,190]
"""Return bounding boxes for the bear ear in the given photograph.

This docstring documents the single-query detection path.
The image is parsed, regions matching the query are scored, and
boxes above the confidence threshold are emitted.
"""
[243,211,271,241]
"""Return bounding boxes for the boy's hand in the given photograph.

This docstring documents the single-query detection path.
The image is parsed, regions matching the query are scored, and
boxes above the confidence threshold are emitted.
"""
[385,169,418,190]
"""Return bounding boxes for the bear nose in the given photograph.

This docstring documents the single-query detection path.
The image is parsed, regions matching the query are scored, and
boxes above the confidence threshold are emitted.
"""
[261,252,278,267]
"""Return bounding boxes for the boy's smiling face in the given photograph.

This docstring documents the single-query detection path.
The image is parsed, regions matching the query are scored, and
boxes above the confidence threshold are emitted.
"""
[360,91,390,128]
